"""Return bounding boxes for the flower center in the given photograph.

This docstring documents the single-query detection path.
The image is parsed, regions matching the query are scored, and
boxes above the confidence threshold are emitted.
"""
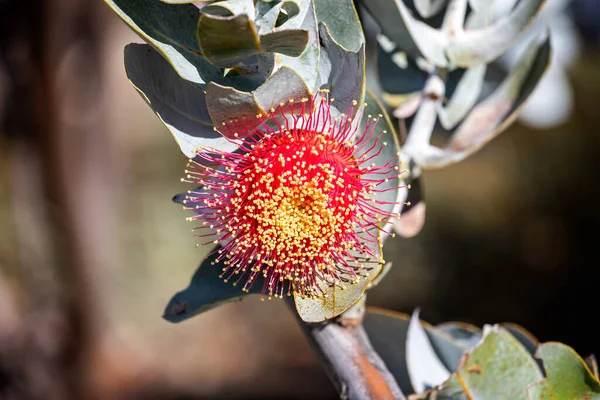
[181,95,402,300]
[225,131,361,286]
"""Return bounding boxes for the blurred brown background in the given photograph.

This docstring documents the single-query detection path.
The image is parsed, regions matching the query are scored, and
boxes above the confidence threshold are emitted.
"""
[0,0,599,399]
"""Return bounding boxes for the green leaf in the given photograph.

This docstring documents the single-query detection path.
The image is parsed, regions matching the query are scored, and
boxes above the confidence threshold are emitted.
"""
[420,34,551,169]
[318,23,365,117]
[363,309,464,394]
[104,0,207,84]
[125,44,236,157]
[293,237,383,323]
[526,379,553,400]
[361,0,448,67]
[315,0,364,52]
[447,0,547,66]
[163,245,264,323]
[458,326,543,400]
[536,342,600,400]
[260,29,309,56]
[197,13,309,68]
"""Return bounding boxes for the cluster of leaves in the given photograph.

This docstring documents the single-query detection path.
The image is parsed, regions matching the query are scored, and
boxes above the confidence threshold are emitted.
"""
[106,0,409,322]
[106,0,553,323]
[365,309,600,400]
[358,0,552,239]
[106,0,367,157]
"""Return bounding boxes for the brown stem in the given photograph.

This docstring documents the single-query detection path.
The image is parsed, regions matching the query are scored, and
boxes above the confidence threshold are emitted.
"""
[290,298,405,400]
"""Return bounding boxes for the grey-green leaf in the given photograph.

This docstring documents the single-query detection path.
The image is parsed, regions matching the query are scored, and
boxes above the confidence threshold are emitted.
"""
[458,326,543,400]
[276,0,320,91]
[197,13,260,68]
[361,0,448,66]
[252,66,311,112]
[125,44,236,157]
[315,0,364,52]
[205,81,263,135]
[260,29,309,56]
[197,13,308,68]
[105,0,207,84]
[420,34,551,169]
[447,0,547,66]
[318,23,365,117]
[437,63,486,130]
[536,342,600,400]
[526,379,553,400]
[163,245,264,323]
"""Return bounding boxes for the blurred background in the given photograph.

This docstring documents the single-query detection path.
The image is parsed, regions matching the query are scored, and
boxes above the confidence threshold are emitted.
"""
[0,0,599,399]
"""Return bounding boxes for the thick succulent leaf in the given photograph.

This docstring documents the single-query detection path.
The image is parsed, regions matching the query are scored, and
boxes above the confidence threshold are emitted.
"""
[436,321,482,351]
[420,34,551,169]
[536,342,600,399]
[362,0,448,66]
[526,379,553,400]
[457,326,543,400]
[318,24,365,116]
[105,0,211,84]
[163,246,264,323]
[407,310,451,393]
[414,0,447,18]
[363,309,463,394]
[293,237,383,323]
[125,44,236,157]
[197,13,308,68]
[447,0,547,67]
[205,81,263,135]
[437,63,486,130]
[276,0,320,91]
[252,66,311,112]
[315,0,364,52]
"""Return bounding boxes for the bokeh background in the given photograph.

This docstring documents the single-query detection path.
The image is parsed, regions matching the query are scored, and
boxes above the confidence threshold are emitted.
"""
[0,0,599,399]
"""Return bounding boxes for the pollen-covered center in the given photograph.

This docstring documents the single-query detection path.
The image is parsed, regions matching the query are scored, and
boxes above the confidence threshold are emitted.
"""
[182,96,400,300]
[221,130,363,295]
